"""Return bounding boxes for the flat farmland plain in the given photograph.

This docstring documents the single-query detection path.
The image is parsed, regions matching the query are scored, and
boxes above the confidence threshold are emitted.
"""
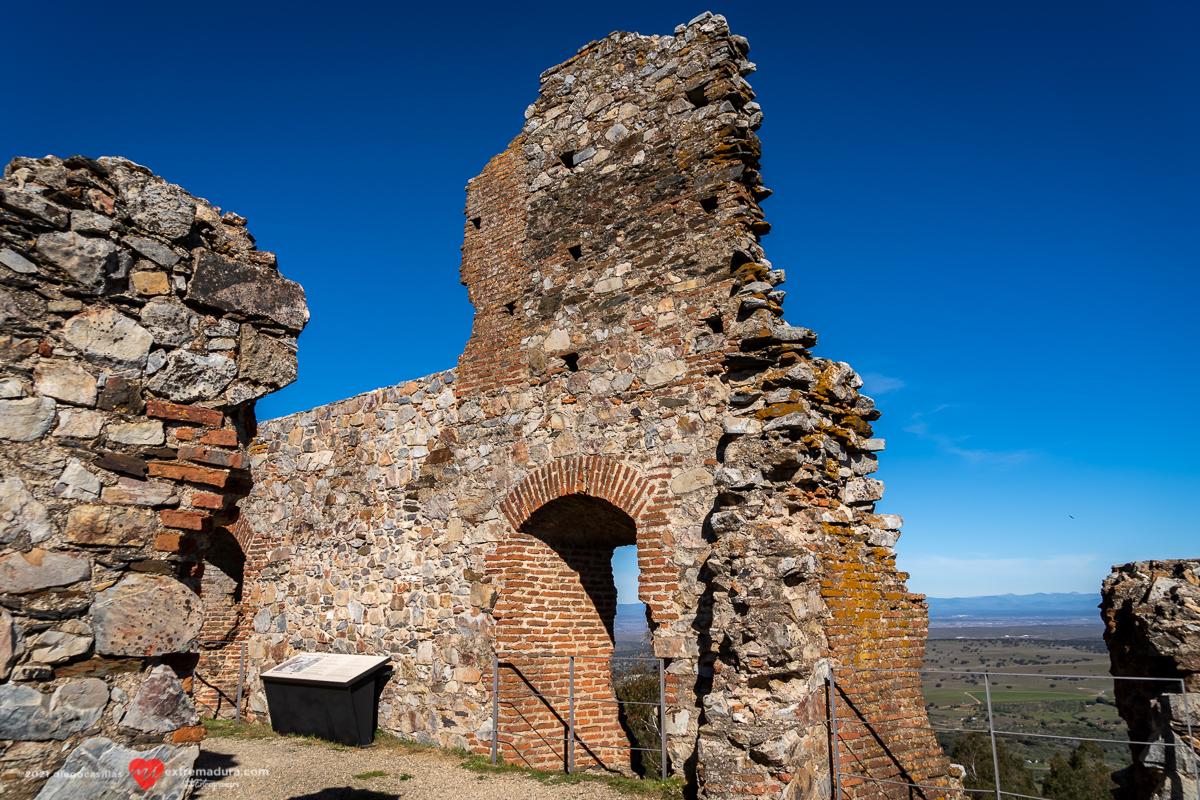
[918,633,1131,773]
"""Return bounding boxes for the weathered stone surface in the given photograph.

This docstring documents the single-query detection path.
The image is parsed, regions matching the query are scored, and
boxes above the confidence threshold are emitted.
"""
[61,309,152,371]
[0,188,69,228]
[53,458,101,500]
[146,350,237,403]
[52,408,104,438]
[188,250,309,332]
[99,477,177,507]
[65,505,154,546]
[105,420,164,446]
[1103,560,1200,800]
[139,297,197,347]
[842,476,885,504]
[32,737,198,800]
[644,359,686,387]
[0,377,28,398]
[91,573,203,656]
[0,476,55,544]
[0,153,306,799]
[0,247,38,274]
[124,236,179,266]
[0,397,56,441]
[0,550,90,594]
[132,271,171,296]
[126,181,196,240]
[237,325,298,389]
[670,467,713,495]
[123,665,200,733]
[70,210,115,235]
[0,607,17,680]
[29,620,93,664]
[0,679,106,740]
[35,232,123,293]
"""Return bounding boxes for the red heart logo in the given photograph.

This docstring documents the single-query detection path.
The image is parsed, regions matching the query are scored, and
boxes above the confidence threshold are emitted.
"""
[129,758,165,791]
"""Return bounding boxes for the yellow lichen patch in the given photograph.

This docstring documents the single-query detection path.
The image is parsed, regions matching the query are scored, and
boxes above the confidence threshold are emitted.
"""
[755,401,805,420]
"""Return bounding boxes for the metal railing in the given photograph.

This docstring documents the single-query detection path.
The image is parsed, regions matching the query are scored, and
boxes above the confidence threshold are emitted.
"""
[490,652,668,777]
[828,665,1199,800]
[192,639,247,723]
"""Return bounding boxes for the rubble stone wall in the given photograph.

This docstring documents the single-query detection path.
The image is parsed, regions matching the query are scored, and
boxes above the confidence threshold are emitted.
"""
[238,11,956,800]
[1102,560,1200,800]
[0,154,307,799]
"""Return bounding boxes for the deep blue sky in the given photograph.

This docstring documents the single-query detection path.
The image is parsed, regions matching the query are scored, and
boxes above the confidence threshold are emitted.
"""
[5,1,1196,599]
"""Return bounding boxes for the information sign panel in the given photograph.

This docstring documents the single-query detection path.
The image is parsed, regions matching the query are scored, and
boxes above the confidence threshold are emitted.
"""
[262,653,389,686]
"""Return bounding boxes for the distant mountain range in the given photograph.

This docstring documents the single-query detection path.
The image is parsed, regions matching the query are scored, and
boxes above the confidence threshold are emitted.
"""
[614,593,1103,636]
[926,592,1100,619]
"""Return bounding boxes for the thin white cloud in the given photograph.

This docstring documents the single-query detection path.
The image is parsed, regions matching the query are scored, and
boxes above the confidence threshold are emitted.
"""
[861,372,906,395]
[902,553,1106,597]
[905,412,1036,465]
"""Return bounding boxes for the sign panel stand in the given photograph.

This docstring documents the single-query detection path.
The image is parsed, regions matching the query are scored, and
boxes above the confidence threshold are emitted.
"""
[261,653,392,747]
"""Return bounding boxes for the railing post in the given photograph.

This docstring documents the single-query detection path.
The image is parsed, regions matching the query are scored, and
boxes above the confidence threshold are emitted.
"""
[491,653,499,765]
[1180,678,1199,799]
[568,655,576,775]
[829,668,842,800]
[984,673,1002,800]
[235,642,245,724]
[659,657,668,780]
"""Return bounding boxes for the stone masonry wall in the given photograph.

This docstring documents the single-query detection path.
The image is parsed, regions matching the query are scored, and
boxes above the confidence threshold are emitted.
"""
[1102,560,1200,800]
[239,12,956,800]
[0,154,307,798]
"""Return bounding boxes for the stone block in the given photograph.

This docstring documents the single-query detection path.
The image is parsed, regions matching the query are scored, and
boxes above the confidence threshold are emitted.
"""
[131,271,171,296]
[0,678,106,740]
[0,477,55,544]
[32,736,197,799]
[105,420,164,446]
[0,550,90,594]
[66,505,154,546]
[0,397,56,441]
[100,477,177,507]
[188,250,309,332]
[61,308,152,371]
[91,573,203,656]
[52,408,103,438]
[123,664,200,733]
[33,361,97,407]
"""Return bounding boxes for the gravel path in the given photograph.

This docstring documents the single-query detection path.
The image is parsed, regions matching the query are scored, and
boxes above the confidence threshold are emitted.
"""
[193,736,636,800]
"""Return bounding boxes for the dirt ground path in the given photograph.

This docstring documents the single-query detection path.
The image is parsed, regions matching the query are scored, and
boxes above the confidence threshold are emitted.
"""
[193,736,637,800]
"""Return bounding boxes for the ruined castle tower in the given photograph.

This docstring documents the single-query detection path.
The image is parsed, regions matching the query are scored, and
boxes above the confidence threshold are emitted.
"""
[238,12,957,799]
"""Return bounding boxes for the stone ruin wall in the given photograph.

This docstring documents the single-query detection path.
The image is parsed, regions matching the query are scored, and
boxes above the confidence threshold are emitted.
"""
[0,154,307,798]
[237,13,957,800]
[1102,560,1200,800]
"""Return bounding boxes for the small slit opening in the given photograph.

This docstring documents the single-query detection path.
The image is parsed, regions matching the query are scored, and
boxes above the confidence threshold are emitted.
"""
[559,150,577,169]
[568,245,582,261]
[700,197,719,213]
[563,353,580,372]
[503,301,516,316]
[470,217,481,229]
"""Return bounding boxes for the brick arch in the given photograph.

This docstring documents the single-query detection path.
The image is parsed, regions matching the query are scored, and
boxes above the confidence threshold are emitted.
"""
[499,455,654,531]
[491,455,669,772]
[227,515,256,553]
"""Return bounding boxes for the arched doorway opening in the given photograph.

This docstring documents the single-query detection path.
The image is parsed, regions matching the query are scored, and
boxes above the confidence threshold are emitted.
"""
[492,493,644,773]
[195,526,246,718]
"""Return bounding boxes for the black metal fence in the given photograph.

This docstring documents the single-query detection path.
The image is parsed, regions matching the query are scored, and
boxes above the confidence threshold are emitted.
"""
[829,665,1198,800]
[490,652,668,777]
